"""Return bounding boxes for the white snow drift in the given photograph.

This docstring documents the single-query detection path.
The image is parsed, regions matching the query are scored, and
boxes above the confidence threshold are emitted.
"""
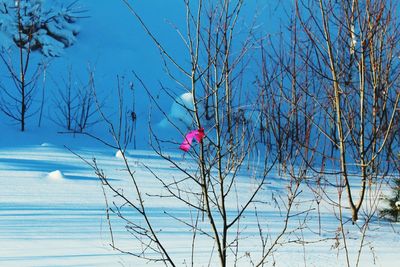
[47,170,65,180]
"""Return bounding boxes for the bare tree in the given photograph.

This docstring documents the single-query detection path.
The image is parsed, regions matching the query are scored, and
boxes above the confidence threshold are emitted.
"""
[0,0,39,131]
[126,0,281,265]
[298,0,398,222]
[269,0,400,266]
[53,68,103,133]
[52,67,76,131]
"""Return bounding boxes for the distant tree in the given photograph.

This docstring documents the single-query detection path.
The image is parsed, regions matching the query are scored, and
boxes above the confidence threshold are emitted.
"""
[52,68,101,133]
[0,0,84,131]
[380,176,400,222]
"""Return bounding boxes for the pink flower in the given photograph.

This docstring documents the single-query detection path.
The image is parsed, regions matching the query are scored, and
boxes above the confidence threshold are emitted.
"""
[179,128,205,152]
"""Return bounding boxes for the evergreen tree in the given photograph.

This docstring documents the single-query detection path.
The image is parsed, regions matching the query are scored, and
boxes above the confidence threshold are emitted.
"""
[0,0,83,56]
[381,174,400,222]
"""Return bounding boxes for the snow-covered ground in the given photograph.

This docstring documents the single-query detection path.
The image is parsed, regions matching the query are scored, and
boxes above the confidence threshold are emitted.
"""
[0,142,399,267]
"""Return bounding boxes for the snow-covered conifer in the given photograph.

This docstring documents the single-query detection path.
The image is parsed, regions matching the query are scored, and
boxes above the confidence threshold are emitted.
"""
[0,0,83,56]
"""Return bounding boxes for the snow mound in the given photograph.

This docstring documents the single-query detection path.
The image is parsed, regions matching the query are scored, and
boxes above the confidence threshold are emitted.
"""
[115,150,124,159]
[47,170,65,180]
[159,92,195,128]
[40,142,53,147]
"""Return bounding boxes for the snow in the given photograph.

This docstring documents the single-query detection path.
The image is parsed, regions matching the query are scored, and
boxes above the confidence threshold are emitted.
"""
[0,11,15,49]
[47,169,65,180]
[0,145,399,266]
[115,149,124,159]
[40,142,53,147]
[0,0,399,267]
[159,92,195,128]
[34,30,65,57]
